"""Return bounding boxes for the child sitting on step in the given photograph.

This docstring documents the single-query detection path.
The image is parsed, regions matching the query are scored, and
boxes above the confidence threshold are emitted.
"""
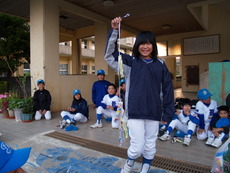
[60,89,88,129]
[159,98,199,146]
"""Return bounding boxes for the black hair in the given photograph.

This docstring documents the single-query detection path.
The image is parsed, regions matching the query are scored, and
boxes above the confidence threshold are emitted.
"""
[73,93,82,101]
[132,31,158,59]
[218,105,229,113]
[107,83,117,91]
[176,98,192,109]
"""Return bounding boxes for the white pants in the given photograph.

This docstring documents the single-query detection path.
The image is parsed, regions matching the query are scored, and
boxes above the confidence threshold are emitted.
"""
[127,119,159,160]
[60,111,88,123]
[169,119,196,134]
[197,122,210,140]
[96,106,120,128]
[35,111,51,120]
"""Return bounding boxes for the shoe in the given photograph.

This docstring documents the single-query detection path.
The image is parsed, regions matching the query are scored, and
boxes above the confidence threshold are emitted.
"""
[211,139,222,148]
[90,122,103,128]
[206,137,215,145]
[159,133,170,141]
[58,120,67,129]
[183,136,191,146]
[120,163,132,173]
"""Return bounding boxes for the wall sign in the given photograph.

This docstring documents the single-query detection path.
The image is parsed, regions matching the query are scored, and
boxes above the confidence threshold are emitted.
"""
[183,35,220,55]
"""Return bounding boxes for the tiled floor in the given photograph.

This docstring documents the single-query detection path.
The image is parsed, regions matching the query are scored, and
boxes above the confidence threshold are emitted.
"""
[0,89,218,168]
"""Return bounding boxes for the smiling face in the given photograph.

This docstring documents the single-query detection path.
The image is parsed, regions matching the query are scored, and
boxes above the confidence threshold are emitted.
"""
[182,104,191,115]
[74,93,81,100]
[97,74,105,81]
[107,85,116,95]
[138,42,153,59]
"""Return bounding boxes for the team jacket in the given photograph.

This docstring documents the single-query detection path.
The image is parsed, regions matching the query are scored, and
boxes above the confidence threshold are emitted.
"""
[92,80,110,107]
[70,98,89,119]
[172,110,199,125]
[195,100,218,129]
[99,94,120,111]
[104,29,175,122]
[33,89,52,111]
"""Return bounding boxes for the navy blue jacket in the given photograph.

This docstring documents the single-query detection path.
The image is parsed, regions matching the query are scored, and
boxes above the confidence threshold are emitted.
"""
[33,89,51,111]
[104,29,174,122]
[92,80,110,107]
[70,98,89,119]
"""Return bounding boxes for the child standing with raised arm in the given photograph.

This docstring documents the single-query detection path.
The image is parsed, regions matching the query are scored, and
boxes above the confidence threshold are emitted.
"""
[105,17,174,173]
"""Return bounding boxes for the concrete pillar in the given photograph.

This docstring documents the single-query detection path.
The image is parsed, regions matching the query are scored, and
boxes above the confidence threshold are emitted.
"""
[30,0,60,108]
[95,22,108,74]
[71,38,81,74]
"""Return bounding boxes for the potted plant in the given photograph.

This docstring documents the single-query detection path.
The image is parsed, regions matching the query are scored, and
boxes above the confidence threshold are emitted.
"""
[0,94,9,118]
[9,97,24,122]
[7,96,15,119]
[21,97,34,122]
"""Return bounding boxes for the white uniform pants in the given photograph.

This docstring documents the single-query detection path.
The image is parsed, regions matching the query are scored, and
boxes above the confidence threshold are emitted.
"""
[96,106,119,128]
[169,119,196,134]
[35,111,51,120]
[127,119,159,160]
[60,111,88,123]
[197,123,211,140]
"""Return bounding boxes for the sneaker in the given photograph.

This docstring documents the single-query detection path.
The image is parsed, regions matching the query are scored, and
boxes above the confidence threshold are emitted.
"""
[159,133,170,141]
[211,139,222,148]
[183,136,191,146]
[90,122,103,128]
[206,137,215,145]
[58,120,67,129]
[120,163,132,173]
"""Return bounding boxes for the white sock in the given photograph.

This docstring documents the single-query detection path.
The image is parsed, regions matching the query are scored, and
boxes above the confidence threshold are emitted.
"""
[140,163,150,173]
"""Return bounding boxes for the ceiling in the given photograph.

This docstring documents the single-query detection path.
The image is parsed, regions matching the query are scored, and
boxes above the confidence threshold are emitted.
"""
[0,0,229,36]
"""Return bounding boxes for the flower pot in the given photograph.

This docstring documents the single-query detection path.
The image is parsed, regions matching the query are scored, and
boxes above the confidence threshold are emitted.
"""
[2,110,9,118]
[8,109,15,119]
[13,108,22,122]
[21,113,33,123]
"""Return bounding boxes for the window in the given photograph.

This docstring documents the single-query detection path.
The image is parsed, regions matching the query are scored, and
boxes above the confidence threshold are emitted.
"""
[81,40,87,49]
[176,56,181,76]
[82,65,87,74]
[92,65,95,74]
[156,42,167,56]
[59,64,68,75]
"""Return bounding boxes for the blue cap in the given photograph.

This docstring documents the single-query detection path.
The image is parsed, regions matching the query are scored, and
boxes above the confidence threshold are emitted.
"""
[73,89,81,95]
[197,89,212,100]
[0,141,31,173]
[97,69,105,75]
[37,79,45,85]
[120,78,126,86]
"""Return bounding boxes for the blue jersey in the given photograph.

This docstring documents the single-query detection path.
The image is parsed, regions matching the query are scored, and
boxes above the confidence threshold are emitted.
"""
[92,80,110,107]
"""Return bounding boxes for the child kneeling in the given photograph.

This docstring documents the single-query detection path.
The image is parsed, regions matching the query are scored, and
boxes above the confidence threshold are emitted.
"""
[90,83,120,129]
[60,89,88,128]
[159,98,199,146]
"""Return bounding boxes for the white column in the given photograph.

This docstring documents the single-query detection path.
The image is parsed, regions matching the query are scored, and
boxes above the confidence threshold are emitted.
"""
[95,22,109,74]
[30,0,60,108]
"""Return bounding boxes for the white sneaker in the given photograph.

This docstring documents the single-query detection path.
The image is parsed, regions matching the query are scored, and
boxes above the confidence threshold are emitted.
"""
[183,136,191,146]
[211,139,222,148]
[159,133,170,141]
[90,122,103,128]
[206,137,215,145]
[120,163,132,173]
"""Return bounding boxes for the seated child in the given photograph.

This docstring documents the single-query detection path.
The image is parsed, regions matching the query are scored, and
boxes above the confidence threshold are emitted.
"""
[33,79,52,120]
[90,83,120,129]
[196,89,218,140]
[159,98,199,146]
[60,89,88,128]
[116,78,126,110]
[206,105,230,148]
